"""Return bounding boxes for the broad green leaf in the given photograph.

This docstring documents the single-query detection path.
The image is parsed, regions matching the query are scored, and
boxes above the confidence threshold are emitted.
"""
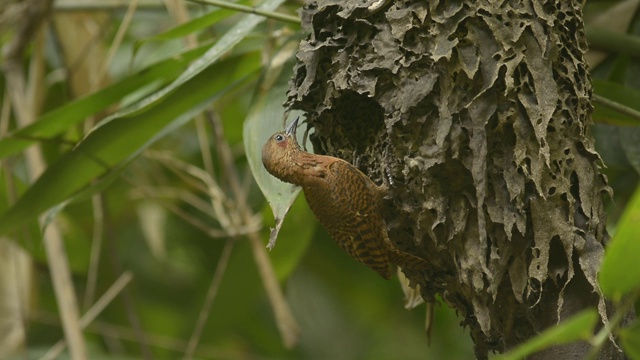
[243,41,308,250]
[607,55,631,85]
[600,184,640,299]
[265,194,316,281]
[593,80,640,126]
[0,45,208,159]
[38,159,131,246]
[499,310,598,360]
[620,320,640,360]
[0,54,261,238]
[242,35,312,283]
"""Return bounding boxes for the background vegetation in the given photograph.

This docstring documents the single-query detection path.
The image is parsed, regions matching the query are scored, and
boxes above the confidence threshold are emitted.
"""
[1,0,640,359]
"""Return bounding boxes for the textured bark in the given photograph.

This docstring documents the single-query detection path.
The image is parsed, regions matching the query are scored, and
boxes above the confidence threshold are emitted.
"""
[287,0,622,358]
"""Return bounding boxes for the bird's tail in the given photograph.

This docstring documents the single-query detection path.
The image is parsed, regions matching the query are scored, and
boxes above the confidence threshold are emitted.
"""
[388,248,430,273]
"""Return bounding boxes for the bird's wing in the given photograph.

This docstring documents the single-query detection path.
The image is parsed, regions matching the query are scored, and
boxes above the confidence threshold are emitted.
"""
[296,153,339,179]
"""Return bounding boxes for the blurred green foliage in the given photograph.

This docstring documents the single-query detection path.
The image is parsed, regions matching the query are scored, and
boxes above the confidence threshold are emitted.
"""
[1,0,640,359]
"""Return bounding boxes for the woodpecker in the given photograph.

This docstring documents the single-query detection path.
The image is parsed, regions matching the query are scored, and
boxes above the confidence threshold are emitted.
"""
[262,118,428,279]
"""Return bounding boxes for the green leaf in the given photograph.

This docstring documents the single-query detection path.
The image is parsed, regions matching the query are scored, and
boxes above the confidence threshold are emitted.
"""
[248,50,317,277]
[141,2,250,42]
[0,45,208,159]
[115,0,286,121]
[499,310,599,360]
[243,41,308,250]
[265,195,315,280]
[620,321,640,360]
[592,80,640,126]
[0,0,286,240]
[586,27,640,60]
[607,55,631,85]
[600,185,640,299]
[0,54,261,238]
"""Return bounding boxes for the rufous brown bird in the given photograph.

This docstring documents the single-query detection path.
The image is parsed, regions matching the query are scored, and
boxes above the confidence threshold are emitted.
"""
[262,118,428,279]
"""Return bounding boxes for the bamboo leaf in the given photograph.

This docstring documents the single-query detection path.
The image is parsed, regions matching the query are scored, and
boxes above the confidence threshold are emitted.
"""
[114,0,286,120]
[0,54,260,239]
[0,45,208,159]
[620,321,640,360]
[600,185,640,300]
[499,310,598,360]
[593,80,640,126]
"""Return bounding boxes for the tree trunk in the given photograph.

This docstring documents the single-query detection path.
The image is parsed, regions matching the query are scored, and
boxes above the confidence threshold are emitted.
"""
[286,0,624,358]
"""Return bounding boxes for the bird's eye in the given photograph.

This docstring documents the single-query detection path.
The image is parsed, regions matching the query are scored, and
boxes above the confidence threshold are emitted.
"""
[274,134,285,142]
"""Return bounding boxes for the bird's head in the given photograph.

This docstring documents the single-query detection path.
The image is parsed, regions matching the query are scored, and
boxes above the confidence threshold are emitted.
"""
[262,118,302,183]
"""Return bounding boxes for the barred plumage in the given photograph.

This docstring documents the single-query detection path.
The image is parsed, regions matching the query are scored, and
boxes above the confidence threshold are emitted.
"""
[262,118,427,279]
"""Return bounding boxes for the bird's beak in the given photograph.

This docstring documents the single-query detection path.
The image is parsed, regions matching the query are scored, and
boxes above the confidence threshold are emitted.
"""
[285,117,299,137]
